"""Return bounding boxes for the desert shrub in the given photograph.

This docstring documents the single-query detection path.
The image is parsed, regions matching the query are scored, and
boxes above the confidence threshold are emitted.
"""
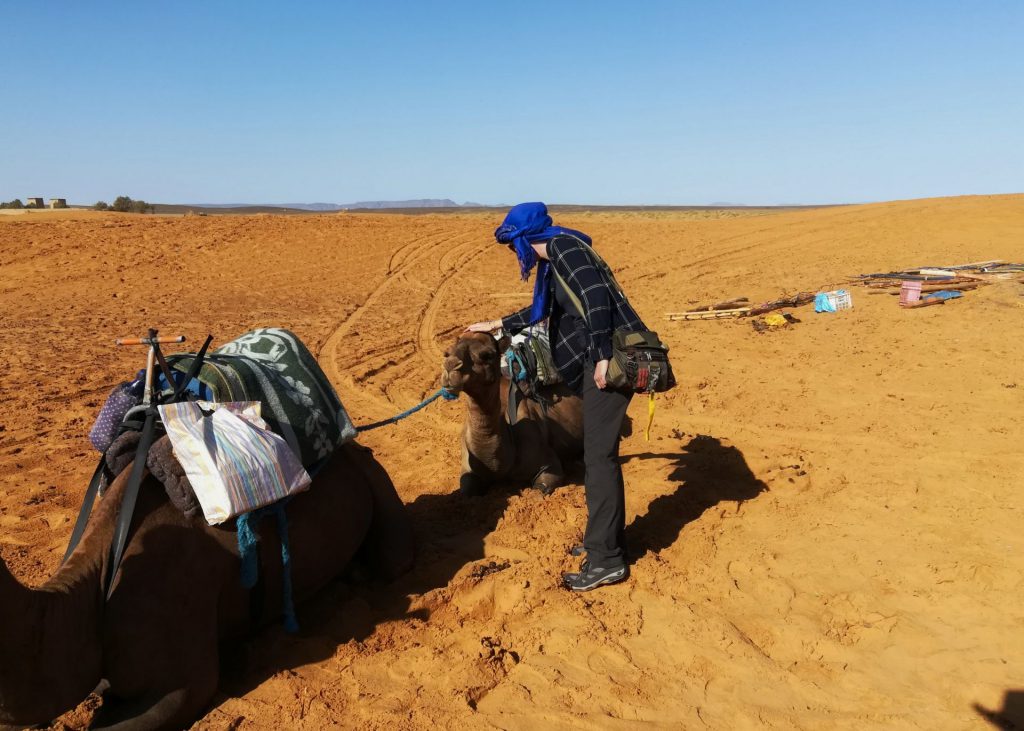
[110,196,153,214]
[111,195,133,212]
[0,199,24,209]
[94,201,110,210]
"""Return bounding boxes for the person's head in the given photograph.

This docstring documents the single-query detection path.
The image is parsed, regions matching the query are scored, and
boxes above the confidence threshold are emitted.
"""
[494,202,553,280]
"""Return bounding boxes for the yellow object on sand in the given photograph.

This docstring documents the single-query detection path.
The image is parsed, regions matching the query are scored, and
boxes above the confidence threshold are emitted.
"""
[645,392,656,442]
[764,313,788,327]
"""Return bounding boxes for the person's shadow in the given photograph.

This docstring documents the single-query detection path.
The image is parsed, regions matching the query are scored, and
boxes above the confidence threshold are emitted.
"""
[975,690,1024,730]
[624,433,768,561]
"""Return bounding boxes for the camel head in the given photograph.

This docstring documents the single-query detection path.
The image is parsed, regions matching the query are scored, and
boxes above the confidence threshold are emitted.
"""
[441,332,510,398]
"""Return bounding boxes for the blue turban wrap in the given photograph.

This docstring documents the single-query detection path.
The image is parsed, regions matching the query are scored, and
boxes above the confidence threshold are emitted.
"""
[494,202,593,325]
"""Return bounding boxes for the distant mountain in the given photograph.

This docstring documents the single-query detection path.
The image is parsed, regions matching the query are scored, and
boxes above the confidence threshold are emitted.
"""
[188,199,485,211]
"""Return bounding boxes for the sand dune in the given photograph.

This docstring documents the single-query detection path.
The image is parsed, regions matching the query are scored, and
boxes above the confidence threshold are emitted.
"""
[1,195,1021,729]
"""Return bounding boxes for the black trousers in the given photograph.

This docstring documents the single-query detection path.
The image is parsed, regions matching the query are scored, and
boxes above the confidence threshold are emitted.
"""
[581,364,633,567]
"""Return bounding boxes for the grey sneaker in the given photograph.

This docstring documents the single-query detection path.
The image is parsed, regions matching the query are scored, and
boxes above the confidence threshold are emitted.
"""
[562,561,629,592]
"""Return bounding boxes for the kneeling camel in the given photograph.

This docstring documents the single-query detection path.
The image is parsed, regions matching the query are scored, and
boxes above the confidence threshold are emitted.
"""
[441,332,583,495]
[0,443,413,730]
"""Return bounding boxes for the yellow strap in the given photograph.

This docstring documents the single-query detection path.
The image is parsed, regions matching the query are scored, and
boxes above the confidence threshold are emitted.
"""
[645,392,656,442]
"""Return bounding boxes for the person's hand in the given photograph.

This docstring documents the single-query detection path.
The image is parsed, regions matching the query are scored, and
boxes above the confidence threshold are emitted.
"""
[465,320,501,333]
[594,359,610,389]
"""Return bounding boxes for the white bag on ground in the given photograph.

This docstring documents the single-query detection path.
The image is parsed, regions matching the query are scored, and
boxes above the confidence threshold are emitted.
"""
[157,400,312,525]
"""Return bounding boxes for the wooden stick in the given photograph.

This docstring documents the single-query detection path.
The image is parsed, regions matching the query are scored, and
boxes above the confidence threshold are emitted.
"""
[690,297,750,312]
[900,298,947,309]
[666,307,751,321]
[116,335,186,346]
[868,282,986,294]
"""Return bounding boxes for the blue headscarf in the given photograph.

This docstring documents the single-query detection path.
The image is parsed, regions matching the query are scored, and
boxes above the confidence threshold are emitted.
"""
[494,202,593,324]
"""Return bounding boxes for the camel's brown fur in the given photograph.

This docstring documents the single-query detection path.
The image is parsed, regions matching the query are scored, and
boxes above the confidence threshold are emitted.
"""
[441,332,583,495]
[0,443,413,730]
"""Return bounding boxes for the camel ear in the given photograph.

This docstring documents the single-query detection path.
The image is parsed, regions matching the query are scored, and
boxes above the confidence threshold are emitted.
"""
[495,334,511,353]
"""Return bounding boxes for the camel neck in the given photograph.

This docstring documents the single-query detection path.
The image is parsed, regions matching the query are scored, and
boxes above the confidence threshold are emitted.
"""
[0,558,29,612]
[0,485,115,725]
[464,385,506,438]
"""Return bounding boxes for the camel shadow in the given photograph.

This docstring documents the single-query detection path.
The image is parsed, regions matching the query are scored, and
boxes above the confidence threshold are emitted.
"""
[975,690,1024,730]
[624,434,768,561]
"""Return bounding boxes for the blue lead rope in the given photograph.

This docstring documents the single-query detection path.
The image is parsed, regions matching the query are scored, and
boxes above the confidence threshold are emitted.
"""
[355,387,459,433]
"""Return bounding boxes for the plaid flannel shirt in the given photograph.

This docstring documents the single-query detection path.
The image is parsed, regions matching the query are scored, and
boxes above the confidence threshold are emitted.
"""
[501,234,646,393]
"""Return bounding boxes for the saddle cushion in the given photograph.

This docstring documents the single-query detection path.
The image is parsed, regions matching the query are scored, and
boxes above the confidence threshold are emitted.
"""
[169,328,356,469]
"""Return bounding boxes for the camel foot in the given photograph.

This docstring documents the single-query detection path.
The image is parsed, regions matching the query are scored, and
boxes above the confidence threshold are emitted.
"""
[459,472,489,497]
[532,469,562,496]
[534,482,557,496]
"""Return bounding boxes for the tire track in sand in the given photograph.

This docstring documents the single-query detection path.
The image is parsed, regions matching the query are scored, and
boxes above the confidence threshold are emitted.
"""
[320,229,477,422]
[416,239,492,364]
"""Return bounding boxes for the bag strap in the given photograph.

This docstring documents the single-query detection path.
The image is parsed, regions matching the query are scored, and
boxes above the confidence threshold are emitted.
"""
[506,376,521,426]
[549,234,635,333]
[61,457,108,563]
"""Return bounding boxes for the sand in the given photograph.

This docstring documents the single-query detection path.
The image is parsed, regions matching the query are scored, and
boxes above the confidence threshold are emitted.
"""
[0,195,1021,729]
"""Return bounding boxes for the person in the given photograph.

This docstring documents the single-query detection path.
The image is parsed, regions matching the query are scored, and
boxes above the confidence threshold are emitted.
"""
[466,202,646,592]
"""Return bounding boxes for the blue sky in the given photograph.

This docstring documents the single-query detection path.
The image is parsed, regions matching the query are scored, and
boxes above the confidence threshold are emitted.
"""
[1,1,1021,205]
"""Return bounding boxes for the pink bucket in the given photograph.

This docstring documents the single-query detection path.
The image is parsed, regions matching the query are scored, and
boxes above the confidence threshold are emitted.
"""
[900,280,922,305]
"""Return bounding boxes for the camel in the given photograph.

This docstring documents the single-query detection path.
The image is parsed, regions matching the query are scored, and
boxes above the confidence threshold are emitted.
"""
[441,332,583,495]
[0,442,413,731]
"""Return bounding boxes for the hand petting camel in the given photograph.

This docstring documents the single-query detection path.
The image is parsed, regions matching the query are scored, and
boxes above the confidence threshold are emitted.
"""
[441,331,583,496]
[0,442,413,731]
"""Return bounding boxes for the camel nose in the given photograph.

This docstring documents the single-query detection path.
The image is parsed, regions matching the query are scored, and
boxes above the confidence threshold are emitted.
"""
[441,358,464,388]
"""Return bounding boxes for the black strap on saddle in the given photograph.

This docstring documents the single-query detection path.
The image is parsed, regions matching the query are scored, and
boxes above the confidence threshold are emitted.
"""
[62,333,214,598]
[103,334,213,599]
[61,458,108,564]
[104,406,159,598]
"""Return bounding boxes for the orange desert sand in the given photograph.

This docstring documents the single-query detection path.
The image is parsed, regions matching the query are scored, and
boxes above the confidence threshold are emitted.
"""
[1,195,1022,729]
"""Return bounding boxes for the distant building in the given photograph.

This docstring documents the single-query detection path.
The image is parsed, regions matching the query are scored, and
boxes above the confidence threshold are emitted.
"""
[49,198,67,209]
[26,197,44,208]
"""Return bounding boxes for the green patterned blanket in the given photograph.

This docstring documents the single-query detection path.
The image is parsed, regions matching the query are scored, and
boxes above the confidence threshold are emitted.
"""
[169,328,356,468]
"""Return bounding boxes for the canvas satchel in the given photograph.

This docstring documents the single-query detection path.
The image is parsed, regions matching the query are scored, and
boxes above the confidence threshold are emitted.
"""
[157,400,311,525]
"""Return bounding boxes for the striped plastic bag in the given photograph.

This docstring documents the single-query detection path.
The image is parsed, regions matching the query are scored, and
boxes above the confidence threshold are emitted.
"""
[157,400,311,525]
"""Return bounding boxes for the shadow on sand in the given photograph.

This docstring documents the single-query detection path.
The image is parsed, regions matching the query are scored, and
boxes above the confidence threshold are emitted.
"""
[624,433,768,561]
[975,690,1024,730]
[216,434,767,712]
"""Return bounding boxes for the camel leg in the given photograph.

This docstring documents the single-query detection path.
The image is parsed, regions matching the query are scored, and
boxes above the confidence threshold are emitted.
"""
[96,605,220,731]
[532,448,565,495]
[91,682,215,731]
[459,440,497,496]
[459,469,490,497]
[98,499,226,731]
[510,421,565,494]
